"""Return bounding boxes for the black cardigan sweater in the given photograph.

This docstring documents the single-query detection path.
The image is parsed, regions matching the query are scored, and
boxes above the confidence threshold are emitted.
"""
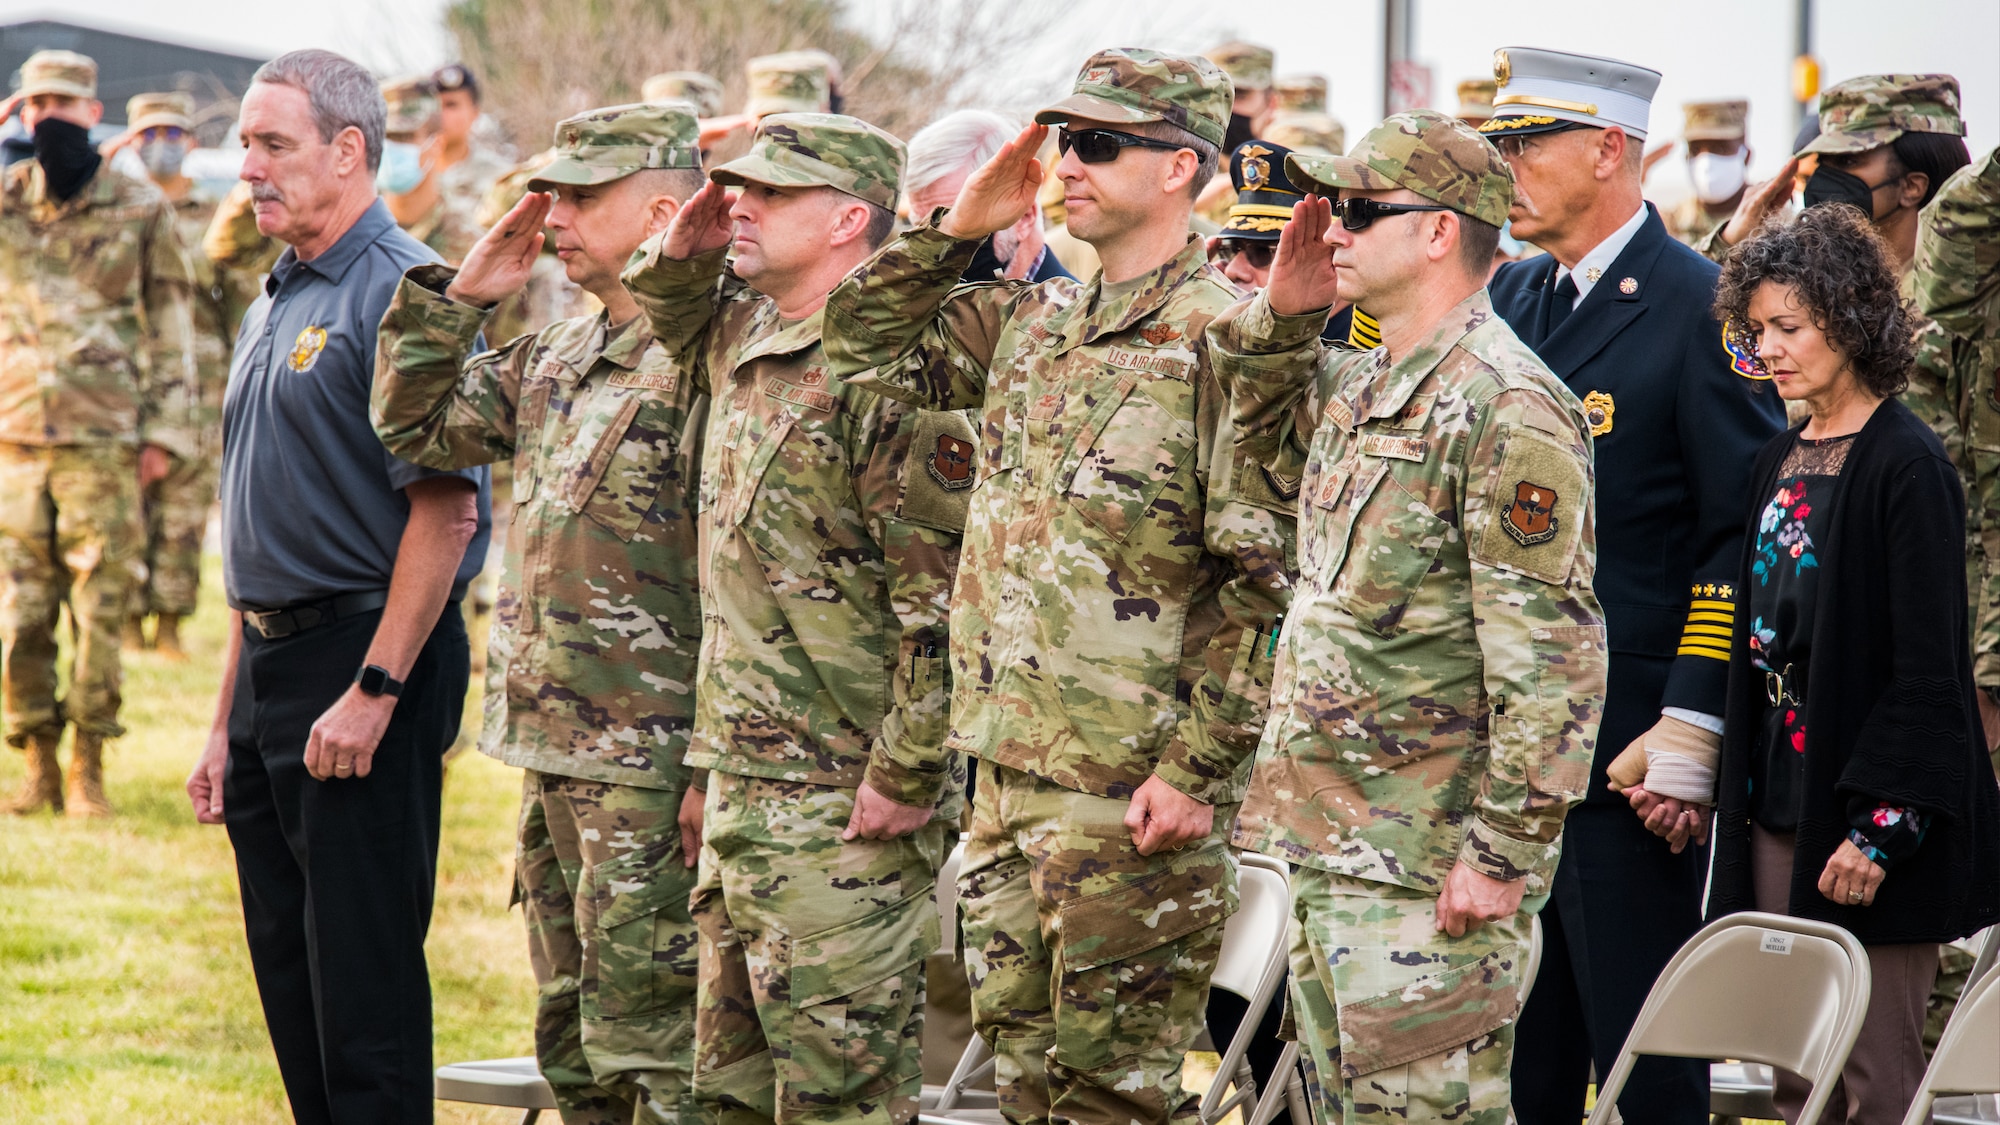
[1708,399,2000,945]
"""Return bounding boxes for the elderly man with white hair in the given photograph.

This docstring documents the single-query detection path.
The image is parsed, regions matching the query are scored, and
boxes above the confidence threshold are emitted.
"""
[904,109,1073,284]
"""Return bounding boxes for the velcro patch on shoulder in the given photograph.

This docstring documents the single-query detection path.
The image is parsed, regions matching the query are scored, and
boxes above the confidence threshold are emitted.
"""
[900,409,979,533]
[1470,424,1587,586]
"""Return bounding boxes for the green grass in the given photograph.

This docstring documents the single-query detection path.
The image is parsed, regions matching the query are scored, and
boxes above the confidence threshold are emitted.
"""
[0,559,536,1123]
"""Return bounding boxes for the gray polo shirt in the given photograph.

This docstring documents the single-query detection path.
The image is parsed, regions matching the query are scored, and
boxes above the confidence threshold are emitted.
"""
[220,199,491,611]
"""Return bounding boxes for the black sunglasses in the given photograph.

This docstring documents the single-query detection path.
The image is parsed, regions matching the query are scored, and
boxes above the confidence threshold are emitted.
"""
[1209,240,1275,270]
[1058,127,1186,164]
[1329,197,1451,231]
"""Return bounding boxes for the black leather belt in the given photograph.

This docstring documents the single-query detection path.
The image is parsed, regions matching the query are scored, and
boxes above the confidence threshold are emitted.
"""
[243,591,391,640]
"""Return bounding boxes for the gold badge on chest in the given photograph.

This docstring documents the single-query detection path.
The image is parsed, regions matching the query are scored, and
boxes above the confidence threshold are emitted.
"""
[286,326,328,373]
[1581,389,1615,437]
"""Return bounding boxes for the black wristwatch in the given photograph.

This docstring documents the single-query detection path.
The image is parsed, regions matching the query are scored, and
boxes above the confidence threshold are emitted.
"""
[355,664,405,698]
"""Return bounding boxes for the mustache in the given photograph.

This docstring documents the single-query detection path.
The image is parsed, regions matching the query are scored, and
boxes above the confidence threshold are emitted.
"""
[250,183,285,204]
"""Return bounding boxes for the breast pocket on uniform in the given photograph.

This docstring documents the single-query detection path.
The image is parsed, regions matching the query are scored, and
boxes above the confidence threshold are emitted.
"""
[1062,377,1196,543]
[570,394,683,542]
[1332,466,1450,637]
[738,414,840,579]
[513,376,557,504]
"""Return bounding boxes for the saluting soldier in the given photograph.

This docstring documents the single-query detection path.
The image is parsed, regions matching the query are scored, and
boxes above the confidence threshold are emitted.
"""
[1476,47,1787,1125]
[374,102,709,1125]
[820,48,1294,1125]
[1210,107,1607,1125]
[620,113,969,1124]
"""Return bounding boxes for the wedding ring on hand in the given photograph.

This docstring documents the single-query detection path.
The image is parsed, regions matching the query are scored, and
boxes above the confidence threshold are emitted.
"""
[1849,891,1863,902]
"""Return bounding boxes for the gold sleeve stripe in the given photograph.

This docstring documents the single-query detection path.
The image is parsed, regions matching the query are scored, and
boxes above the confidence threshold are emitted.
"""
[1681,623,1734,639]
[1689,599,1736,614]
[1687,611,1734,625]
[1678,641,1732,661]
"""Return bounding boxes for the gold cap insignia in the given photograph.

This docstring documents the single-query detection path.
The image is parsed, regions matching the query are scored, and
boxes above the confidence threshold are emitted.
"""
[1493,49,1511,88]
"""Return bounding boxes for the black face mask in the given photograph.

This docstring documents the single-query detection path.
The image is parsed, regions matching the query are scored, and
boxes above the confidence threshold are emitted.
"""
[827,89,845,115]
[1802,163,1902,220]
[32,117,100,201]
[1224,112,1254,156]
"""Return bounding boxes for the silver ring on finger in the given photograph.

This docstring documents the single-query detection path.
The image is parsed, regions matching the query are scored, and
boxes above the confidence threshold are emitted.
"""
[1849,890,1863,902]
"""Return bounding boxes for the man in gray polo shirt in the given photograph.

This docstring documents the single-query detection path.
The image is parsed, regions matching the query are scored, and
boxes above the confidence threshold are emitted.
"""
[182,49,490,1125]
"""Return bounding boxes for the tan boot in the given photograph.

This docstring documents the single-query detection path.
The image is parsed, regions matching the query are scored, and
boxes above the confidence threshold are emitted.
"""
[154,614,186,660]
[7,733,64,815]
[64,733,113,818]
[123,615,150,651]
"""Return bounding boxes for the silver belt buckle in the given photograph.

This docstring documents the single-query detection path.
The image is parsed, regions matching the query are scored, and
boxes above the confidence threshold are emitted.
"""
[1764,664,1797,707]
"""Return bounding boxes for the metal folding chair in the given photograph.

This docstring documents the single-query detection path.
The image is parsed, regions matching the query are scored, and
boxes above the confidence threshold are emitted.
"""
[434,1056,557,1124]
[1900,960,2000,1125]
[1591,912,1871,1125]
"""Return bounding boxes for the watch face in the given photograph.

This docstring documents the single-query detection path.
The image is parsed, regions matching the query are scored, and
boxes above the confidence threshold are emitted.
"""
[359,666,388,695]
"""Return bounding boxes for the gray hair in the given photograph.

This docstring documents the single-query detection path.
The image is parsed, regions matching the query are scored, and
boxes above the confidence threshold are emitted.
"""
[905,109,1019,203]
[252,49,387,173]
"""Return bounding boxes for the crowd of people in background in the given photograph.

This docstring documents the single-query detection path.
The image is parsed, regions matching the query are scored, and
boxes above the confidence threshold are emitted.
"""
[0,28,1996,1125]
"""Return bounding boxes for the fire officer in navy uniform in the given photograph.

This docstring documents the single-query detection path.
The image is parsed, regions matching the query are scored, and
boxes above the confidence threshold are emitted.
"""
[1479,47,1786,1125]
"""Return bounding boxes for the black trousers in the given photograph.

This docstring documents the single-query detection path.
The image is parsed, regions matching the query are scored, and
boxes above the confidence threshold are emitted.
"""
[224,604,469,1125]
[1512,652,1709,1125]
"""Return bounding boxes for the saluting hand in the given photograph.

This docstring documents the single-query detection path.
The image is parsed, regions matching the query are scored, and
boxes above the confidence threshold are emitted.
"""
[938,122,1047,241]
[446,191,551,309]
[1264,195,1340,317]
[660,179,738,261]
[1719,155,1801,249]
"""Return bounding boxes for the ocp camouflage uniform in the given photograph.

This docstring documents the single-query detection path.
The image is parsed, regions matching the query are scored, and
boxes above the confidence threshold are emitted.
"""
[1912,143,2000,1050]
[1209,113,1607,1125]
[426,140,515,265]
[373,102,710,1125]
[0,51,198,768]
[621,113,967,1125]
[821,50,1295,1125]
[135,187,251,619]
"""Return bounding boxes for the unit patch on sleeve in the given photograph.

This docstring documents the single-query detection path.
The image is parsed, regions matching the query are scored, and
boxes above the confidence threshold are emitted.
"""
[1471,424,1588,585]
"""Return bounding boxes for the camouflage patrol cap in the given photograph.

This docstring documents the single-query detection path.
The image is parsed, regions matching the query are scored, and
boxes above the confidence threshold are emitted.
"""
[1457,79,1497,122]
[745,51,832,118]
[1288,108,1515,228]
[126,91,194,133]
[1683,99,1748,143]
[18,49,96,101]
[1204,41,1274,92]
[1264,113,1346,156]
[1035,48,1233,149]
[710,112,903,210]
[1800,74,1963,155]
[527,102,701,191]
[380,76,439,136]
[642,71,725,119]
[1273,75,1327,116]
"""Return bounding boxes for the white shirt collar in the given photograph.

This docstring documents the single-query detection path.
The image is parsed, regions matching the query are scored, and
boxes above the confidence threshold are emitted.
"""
[1556,203,1648,306]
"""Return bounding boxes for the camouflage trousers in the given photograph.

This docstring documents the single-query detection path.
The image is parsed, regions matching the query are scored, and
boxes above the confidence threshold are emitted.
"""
[517,770,698,1124]
[960,763,1240,1125]
[1923,941,1978,1056]
[0,444,140,745]
[692,772,946,1125]
[133,450,217,617]
[1285,866,1531,1125]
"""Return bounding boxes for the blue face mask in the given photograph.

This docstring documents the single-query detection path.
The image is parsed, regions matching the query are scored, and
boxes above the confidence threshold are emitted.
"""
[376,140,426,195]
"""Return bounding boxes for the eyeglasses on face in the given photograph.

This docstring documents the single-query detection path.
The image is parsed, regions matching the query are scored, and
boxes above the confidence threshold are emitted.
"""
[1057,127,1186,164]
[1329,196,1451,231]
[1209,239,1275,270]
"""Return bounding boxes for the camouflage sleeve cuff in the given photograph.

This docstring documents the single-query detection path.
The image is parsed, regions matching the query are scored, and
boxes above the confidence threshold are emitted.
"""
[1691,224,1731,265]
[397,267,490,351]
[901,218,984,271]
[1457,816,1559,885]
[688,767,709,793]
[1227,291,1334,356]
[1151,737,1234,806]
[1976,652,2000,691]
[863,749,946,809]
[139,423,198,462]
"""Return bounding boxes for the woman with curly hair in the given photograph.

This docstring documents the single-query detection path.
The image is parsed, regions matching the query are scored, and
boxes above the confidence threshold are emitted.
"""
[1694,205,2000,1125]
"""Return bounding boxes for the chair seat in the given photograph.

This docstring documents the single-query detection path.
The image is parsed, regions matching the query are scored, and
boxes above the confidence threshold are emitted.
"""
[435,1057,559,1110]
[1710,1061,1778,1119]
[1933,1095,2000,1125]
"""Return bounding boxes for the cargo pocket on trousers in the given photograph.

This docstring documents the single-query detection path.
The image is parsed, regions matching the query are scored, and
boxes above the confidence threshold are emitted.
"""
[583,838,699,1024]
[1334,943,1522,1079]
[782,885,941,1111]
[1054,848,1239,1069]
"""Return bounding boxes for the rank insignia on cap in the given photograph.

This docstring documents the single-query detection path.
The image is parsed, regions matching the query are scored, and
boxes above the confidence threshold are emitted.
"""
[927,433,975,491]
[287,326,328,373]
[1494,49,1512,87]
[1582,390,1615,437]
[1619,276,1638,294]
[1504,480,1560,546]
[1239,144,1272,190]
[1722,319,1769,379]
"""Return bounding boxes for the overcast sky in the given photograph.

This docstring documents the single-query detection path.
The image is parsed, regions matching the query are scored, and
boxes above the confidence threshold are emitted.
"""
[15,0,1996,199]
